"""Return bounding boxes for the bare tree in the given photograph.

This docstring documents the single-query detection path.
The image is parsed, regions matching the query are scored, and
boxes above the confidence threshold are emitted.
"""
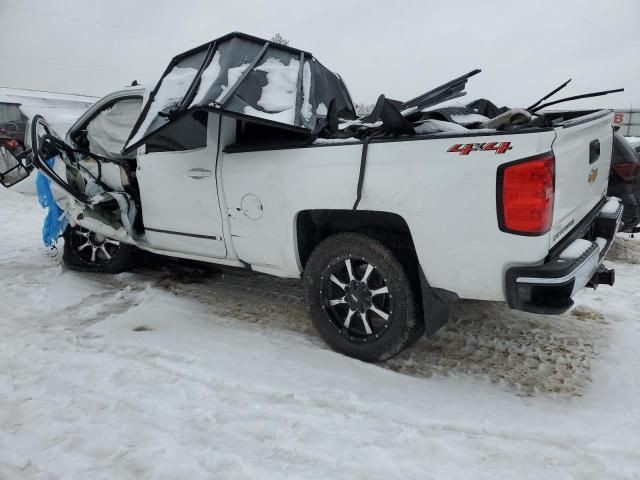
[354,102,375,116]
[270,33,289,46]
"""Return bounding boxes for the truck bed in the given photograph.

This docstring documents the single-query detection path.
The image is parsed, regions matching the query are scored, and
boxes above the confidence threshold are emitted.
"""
[221,111,615,302]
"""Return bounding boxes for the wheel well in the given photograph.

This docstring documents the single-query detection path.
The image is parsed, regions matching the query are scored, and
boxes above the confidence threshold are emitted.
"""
[296,209,418,270]
[297,209,454,339]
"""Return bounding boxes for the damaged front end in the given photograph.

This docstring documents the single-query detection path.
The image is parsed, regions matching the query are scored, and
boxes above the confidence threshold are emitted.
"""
[29,115,139,247]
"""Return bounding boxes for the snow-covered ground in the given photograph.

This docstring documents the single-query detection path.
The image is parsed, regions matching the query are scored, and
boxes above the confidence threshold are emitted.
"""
[1,187,639,479]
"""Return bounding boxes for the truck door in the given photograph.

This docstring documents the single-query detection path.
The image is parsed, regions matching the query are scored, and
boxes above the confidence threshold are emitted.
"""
[136,111,226,258]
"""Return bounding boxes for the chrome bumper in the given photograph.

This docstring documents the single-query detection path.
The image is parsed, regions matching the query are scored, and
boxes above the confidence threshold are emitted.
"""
[505,198,623,314]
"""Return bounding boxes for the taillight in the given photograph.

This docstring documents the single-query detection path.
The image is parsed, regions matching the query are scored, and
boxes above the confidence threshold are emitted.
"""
[498,153,555,235]
[4,139,18,150]
[612,162,640,183]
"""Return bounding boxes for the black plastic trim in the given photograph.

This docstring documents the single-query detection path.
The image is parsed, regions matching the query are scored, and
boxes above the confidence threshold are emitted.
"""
[179,41,218,111]
[293,51,305,127]
[505,199,621,315]
[123,59,179,153]
[508,278,576,315]
[223,127,554,154]
[505,243,597,314]
[225,139,362,154]
[589,139,600,164]
[352,138,371,210]
[593,205,623,246]
[547,197,606,261]
[372,127,555,141]
[145,227,219,241]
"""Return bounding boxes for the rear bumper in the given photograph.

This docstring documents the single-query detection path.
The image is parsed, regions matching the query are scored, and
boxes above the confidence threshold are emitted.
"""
[618,192,640,232]
[505,198,623,314]
[607,180,640,232]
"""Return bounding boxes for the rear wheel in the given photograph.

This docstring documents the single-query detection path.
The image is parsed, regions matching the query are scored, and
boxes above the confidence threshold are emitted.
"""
[63,226,134,273]
[303,232,423,362]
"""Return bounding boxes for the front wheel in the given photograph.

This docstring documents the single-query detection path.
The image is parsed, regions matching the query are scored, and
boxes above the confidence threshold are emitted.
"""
[63,226,134,273]
[303,232,423,362]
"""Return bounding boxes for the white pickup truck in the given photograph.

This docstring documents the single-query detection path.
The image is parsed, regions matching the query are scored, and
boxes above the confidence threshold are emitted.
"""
[0,32,623,361]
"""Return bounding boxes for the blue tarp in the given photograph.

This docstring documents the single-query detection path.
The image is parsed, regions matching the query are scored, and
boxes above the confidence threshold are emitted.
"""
[35,156,68,247]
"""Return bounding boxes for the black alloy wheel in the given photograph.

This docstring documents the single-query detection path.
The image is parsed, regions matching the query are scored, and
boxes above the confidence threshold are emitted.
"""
[63,226,135,273]
[322,257,392,343]
[304,233,423,362]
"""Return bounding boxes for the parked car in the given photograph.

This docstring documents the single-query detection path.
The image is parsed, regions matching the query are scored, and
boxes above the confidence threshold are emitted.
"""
[0,131,21,151]
[0,32,623,361]
[0,121,26,141]
[0,100,28,144]
[608,133,640,232]
[626,136,640,155]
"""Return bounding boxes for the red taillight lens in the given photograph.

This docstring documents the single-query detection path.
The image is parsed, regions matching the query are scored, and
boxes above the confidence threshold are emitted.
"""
[4,139,18,150]
[612,162,640,183]
[499,153,555,235]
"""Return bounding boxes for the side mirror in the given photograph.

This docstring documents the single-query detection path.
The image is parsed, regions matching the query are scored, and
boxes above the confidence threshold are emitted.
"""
[0,144,32,188]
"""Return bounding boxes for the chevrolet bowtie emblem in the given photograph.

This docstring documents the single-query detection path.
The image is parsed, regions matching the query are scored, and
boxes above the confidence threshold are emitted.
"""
[588,167,598,184]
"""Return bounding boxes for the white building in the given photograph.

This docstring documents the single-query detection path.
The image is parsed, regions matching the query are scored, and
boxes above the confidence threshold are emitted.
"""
[613,109,640,137]
[0,87,97,140]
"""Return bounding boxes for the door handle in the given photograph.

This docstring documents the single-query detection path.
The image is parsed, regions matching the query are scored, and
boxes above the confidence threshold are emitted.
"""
[589,139,600,164]
[186,168,213,179]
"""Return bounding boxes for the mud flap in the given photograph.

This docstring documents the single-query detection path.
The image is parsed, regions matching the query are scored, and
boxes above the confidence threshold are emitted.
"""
[418,267,458,337]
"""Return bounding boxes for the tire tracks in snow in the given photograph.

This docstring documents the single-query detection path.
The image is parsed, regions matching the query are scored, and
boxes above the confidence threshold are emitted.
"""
[608,236,640,264]
[85,256,612,398]
[7,240,630,399]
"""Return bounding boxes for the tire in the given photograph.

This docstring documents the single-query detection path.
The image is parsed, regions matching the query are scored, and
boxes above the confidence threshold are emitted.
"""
[63,226,135,274]
[303,232,423,362]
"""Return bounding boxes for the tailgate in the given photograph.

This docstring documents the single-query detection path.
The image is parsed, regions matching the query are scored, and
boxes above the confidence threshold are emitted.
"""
[550,111,613,247]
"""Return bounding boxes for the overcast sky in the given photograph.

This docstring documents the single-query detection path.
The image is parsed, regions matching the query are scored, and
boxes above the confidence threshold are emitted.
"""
[1,0,638,109]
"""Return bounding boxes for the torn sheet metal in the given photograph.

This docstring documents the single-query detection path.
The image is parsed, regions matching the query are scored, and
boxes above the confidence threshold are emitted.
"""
[46,155,137,244]
[124,32,356,153]
[65,198,136,245]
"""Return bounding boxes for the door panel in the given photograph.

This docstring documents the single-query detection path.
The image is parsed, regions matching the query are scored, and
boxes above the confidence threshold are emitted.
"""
[136,112,226,257]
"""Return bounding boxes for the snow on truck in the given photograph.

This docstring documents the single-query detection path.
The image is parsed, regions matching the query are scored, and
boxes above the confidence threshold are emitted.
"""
[0,32,625,361]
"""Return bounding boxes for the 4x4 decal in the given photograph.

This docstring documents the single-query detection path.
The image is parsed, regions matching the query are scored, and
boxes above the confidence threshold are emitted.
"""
[447,142,512,155]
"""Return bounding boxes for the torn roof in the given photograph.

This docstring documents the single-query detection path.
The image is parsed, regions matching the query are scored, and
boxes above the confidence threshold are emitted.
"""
[124,32,356,152]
